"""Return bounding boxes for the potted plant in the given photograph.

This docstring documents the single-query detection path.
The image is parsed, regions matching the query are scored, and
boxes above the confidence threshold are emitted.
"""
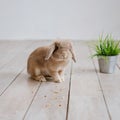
[92,34,120,73]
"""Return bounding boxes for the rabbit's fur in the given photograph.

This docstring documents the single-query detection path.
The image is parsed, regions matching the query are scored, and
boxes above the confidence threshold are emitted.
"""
[27,40,76,83]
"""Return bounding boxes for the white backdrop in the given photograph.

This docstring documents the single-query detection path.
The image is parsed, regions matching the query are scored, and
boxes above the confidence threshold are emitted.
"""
[0,0,120,40]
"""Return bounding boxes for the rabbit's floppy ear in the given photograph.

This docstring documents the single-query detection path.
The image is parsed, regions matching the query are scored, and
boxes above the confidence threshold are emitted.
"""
[45,42,56,60]
[68,42,76,63]
[70,48,76,63]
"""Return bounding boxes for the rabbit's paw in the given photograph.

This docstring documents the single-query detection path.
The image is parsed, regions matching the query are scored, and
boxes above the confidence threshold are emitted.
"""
[33,75,46,82]
[54,79,62,83]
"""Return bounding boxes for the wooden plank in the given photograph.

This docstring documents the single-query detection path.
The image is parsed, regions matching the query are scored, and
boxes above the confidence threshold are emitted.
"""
[23,63,71,120]
[0,40,50,95]
[0,69,40,120]
[90,46,120,120]
[0,41,32,69]
[68,41,110,120]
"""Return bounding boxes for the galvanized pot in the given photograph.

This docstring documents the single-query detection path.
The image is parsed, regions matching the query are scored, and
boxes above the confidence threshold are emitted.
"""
[98,56,118,74]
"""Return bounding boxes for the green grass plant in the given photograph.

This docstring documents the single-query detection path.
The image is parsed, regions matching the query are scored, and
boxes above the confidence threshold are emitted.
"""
[92,34,120,57]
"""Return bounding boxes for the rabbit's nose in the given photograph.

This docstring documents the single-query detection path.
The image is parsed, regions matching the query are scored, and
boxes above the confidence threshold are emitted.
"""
[62,52,67,58]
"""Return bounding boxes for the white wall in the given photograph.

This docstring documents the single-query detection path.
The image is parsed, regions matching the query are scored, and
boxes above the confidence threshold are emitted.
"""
[0,0,120,40]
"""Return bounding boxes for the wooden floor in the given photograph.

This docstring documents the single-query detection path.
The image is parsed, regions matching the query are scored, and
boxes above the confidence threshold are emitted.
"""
[0,40,120,120]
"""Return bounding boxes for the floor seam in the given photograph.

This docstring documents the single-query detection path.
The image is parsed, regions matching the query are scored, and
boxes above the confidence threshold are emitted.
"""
[88,46,112,120]
[22,82,42,120]
[66,62,73,120]
[0,41,37,96]
[0,68,25,96]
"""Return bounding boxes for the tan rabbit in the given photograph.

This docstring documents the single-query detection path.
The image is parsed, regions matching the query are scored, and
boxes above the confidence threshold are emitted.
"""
[27,40,76,83]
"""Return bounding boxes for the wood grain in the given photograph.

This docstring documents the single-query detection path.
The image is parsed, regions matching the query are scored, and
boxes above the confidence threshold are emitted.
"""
[68,42,109,120]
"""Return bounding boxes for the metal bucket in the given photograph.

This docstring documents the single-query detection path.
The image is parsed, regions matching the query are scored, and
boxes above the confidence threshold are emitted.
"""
[98,56,117,74]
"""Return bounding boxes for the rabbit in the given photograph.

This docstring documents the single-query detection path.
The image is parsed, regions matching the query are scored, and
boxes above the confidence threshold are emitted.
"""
[27,40,76,83]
